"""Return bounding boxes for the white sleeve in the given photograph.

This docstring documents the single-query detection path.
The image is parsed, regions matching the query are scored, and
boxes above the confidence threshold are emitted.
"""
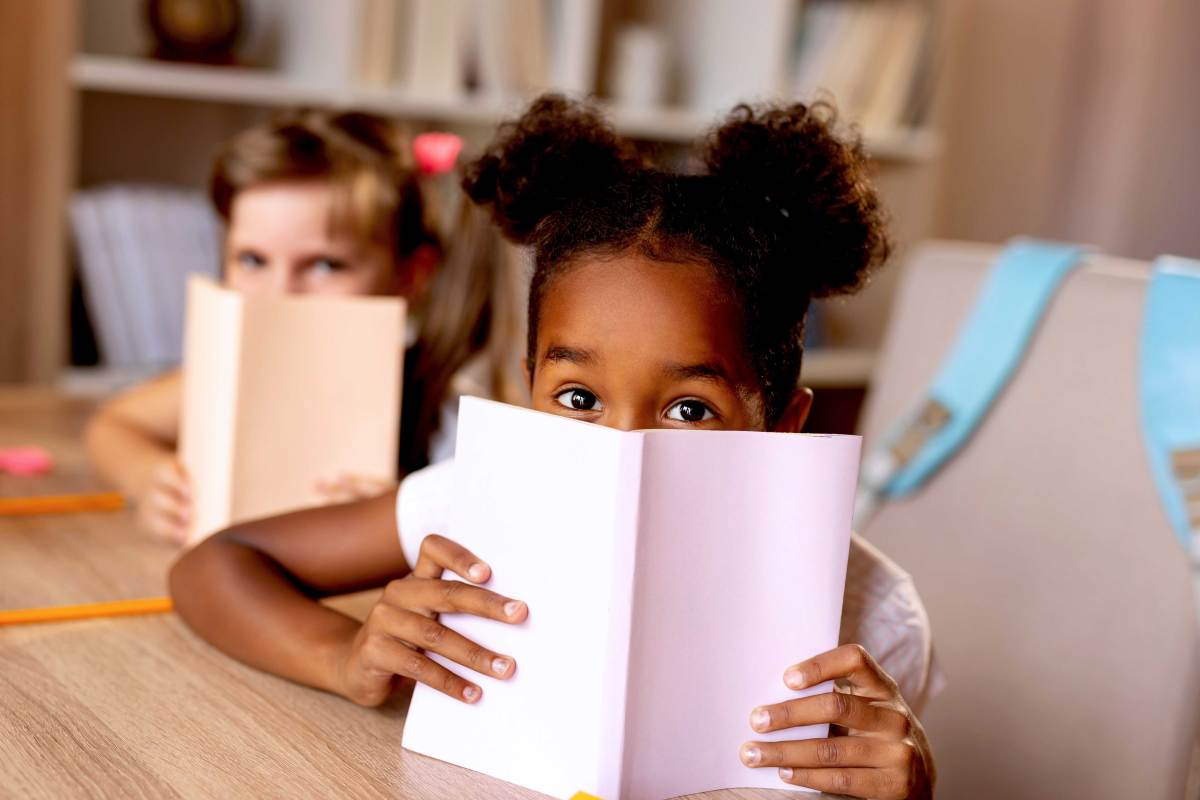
[840,535,944,714]
[395,459,456,569]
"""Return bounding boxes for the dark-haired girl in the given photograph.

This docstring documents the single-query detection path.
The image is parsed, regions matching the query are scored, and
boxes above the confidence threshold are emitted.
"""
[172,96,938,798]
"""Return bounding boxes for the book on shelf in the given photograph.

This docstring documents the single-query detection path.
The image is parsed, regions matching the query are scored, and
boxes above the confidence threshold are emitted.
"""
[401,397,861,798]
[790,0,934,133]
[350,0,600,99]
[70,185,221,368]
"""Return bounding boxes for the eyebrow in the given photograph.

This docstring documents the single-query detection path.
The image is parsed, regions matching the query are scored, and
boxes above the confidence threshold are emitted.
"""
[541,345,598,366]
[663,360,734,386]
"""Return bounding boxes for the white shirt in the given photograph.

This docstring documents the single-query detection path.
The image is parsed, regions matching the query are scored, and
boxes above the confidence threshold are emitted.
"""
[397,459,943,711]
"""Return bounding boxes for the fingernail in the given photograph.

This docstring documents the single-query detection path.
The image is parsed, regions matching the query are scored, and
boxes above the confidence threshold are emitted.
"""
[740,744,761,766]
[491,657,511,676]
[784,669,806,689]
[468,563,488,582]
[462,685,481,702]
[503,600,525,619]
[779,767,793,780]
[751,707,770,731]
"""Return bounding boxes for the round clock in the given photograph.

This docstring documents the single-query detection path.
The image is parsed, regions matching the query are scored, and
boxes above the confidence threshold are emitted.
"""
[145,0,241,64]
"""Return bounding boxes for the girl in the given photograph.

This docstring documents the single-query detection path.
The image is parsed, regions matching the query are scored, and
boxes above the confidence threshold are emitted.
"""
[85,110,525,543]
[171,96,937,799]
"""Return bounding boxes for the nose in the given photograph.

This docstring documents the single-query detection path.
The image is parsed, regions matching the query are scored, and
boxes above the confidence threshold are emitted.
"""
[262,264,303,296]
[605,405,658,432]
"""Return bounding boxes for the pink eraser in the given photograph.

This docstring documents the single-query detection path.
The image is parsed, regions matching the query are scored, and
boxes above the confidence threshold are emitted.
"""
[413,132,463,175]
[0,446,54,475]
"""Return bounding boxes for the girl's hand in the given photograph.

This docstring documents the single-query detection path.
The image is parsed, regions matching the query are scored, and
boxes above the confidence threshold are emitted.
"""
[137,457,191,545]
[315,473,395,504]
[334,534,528,707]
[740,643,935,799]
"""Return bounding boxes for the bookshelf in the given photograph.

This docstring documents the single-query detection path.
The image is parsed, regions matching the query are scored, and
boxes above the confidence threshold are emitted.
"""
[67,0,944,408]
[70,54,940,163]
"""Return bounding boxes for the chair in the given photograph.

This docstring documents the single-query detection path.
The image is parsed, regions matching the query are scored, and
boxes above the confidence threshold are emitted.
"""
[858,241,1200,799]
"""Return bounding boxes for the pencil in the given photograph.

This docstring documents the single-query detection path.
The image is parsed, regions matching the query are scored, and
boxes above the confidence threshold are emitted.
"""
[0,596,173,626]
[0,492,126,516]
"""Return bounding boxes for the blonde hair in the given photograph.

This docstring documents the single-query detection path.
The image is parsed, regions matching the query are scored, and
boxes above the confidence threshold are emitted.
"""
[209,109,436,258]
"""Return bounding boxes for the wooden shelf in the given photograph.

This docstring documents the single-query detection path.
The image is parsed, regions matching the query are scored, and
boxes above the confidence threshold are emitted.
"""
[71,55,940,163]
[801,347,878,388]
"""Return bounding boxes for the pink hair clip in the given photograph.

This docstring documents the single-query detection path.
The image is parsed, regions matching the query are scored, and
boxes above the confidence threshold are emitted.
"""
[0,446,54,476]
[413,132,464,175]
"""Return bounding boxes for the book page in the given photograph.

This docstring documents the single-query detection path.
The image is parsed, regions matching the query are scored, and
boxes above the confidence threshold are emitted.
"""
[401,398,642,799]
[179,276,242,543]
[180,279,404,543]
[621,430,861,798]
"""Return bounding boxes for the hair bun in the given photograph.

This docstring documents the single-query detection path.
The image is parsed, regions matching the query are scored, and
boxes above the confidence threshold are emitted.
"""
[463,94,643,244]
[703,101,890,298]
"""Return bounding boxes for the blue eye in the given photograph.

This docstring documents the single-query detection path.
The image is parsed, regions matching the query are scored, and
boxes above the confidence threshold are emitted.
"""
[666,399,715,423]
[236,251,267,269]
[555,388,602,412]
[311,257,348,275]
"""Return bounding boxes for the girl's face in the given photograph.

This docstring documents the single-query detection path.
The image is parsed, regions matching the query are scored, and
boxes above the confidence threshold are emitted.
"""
[529,254,811,433]
[223,180,396,297]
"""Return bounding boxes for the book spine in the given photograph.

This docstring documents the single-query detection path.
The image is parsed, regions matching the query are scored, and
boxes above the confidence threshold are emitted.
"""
[179,279,244,545]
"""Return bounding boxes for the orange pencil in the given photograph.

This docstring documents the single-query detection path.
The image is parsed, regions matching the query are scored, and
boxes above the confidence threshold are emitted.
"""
[0,492,126,516]
[0,596,173,626]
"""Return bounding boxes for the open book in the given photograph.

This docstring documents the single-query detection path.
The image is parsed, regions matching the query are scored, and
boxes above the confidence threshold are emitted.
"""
[179,277,404,544]
[401,397,860,798]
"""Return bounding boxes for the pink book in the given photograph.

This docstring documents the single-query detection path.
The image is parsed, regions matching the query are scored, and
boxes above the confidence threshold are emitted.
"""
[401,397,860,798]
[179,277,404,544]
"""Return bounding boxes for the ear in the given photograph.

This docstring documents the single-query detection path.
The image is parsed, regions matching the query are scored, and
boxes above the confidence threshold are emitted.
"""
[771,386,813,433]
[394,243,440,297]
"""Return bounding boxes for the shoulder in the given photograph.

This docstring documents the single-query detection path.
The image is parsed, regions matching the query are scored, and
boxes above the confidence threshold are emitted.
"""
[841,534,943,711]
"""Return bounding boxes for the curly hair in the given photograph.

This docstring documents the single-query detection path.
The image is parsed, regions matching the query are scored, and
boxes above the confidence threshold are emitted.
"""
[463,94,891,426]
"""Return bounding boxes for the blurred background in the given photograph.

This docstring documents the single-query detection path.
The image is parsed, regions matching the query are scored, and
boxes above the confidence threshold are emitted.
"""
[2,0,1200,431]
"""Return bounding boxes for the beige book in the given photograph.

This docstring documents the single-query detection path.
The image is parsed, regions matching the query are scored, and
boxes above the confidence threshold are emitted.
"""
[179,277,405,545]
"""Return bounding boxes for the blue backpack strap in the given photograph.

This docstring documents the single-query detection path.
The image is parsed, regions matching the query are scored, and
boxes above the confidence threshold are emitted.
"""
[855,238,1088,527]
[1140,256,1200,562]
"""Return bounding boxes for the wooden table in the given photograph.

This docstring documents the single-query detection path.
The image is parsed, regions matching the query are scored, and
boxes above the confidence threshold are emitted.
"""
[0,388,835,800]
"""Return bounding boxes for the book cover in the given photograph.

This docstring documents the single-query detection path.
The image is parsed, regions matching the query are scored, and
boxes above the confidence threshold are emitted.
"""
[179,277,404,544]
[401,397,861,798]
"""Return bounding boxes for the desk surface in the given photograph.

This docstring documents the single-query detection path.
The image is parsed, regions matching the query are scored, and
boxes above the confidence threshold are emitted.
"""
[0,387,818,800]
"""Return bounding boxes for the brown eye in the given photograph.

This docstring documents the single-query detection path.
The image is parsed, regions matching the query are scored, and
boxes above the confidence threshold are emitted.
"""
[667,399,714,423]
[555,388,602,412]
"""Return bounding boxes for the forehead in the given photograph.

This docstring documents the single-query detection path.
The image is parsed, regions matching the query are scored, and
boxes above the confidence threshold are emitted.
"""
[227,180,339,241]
[537,253,750,371]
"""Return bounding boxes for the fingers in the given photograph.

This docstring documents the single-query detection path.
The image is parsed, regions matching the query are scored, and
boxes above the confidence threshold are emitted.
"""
[357,629,485,704]
[315,473,393,504]
[411,533,494,583]
[368,603,517,681]
[776,765,914,800]
[783,643,898,701]
[740,736,910,770]
[749,691,909,737]
[383,577,528,624]
[139,461,192,545]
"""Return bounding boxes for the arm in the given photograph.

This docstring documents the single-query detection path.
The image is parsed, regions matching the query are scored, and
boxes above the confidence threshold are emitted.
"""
[169,492,528,706]
[85,371,191,542]
[85,370,182,496]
